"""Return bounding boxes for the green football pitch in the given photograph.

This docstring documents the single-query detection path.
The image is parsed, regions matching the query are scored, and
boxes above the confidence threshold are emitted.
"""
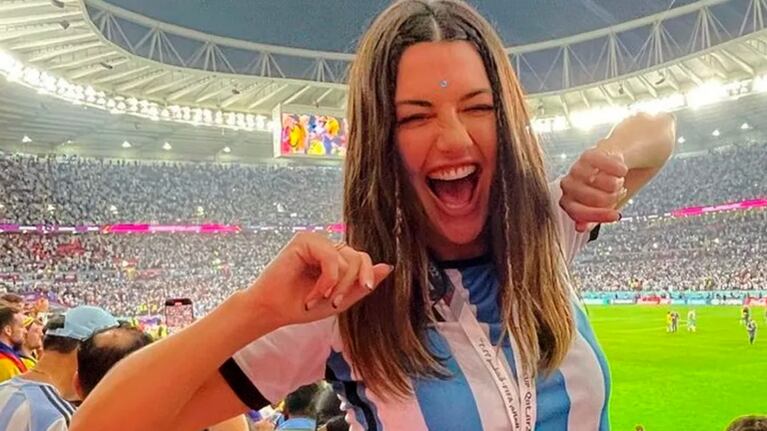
[588,305,766,431]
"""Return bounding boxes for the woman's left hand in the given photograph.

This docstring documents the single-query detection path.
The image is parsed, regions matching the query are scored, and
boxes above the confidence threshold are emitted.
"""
[559,147,629,232]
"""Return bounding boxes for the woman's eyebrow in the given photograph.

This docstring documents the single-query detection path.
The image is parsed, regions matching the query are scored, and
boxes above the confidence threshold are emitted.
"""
[395,88,492,107]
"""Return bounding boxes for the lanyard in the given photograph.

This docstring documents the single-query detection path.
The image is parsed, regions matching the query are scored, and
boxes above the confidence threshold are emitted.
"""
[428,263,536,431]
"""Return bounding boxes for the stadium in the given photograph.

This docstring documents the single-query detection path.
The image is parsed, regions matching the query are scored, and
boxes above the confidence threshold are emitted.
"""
[0,0,765,430]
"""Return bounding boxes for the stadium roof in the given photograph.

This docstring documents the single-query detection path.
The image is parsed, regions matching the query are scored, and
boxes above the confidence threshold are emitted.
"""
[92,0,704,51]
[0,0,766,162]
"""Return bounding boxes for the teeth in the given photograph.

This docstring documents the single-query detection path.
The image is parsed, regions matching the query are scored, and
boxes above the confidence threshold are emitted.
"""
[428,164,477,181]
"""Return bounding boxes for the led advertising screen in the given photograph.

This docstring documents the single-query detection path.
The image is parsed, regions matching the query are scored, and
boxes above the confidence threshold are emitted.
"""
[277,112,348,158]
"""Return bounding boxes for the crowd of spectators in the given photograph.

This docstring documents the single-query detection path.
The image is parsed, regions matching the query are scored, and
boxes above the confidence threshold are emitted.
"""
[0,207,763,316]
[0,232,286,316]
[0,154,342,225]
[573,209,766,293]
[1,142,765,225]
[0,142,765,316]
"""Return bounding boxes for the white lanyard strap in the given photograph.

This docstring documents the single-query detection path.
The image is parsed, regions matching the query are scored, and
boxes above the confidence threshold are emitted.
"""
[430,265,537,431]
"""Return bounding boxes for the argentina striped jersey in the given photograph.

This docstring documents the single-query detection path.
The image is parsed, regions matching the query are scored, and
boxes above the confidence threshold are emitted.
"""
[223,180,611,430]
[0,376,74,431]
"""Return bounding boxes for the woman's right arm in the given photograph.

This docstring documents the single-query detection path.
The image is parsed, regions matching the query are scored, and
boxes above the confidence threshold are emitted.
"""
[69,233,392,431]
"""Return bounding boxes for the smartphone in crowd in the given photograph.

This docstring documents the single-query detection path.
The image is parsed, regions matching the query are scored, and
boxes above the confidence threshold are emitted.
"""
[163,298,195,333]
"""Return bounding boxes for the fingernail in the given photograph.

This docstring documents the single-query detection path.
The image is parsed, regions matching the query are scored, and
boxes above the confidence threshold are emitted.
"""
[323,286,333,299]
[331,295,344,309]
[305,299,318,311]
[388,264,394,272]
[362,277,374,291]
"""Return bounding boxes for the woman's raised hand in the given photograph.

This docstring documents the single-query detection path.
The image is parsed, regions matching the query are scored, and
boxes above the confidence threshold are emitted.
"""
[246,232,393,328]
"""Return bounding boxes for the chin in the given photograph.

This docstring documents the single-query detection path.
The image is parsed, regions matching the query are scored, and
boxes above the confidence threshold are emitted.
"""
[426,211,489,260]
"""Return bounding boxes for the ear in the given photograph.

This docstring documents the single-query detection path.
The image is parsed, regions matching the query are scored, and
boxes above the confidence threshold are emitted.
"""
[72,371,85,400]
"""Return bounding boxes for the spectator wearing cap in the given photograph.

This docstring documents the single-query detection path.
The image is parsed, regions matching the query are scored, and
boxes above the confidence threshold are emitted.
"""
[19,316,44,370]
[0,306,118,430]
[0,306,28,381]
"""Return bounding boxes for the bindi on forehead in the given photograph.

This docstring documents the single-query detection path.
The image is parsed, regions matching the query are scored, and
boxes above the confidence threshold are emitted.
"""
[396,41,490,99]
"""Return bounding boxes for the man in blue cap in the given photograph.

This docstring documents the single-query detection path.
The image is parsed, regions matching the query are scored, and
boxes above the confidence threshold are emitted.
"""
[0,306,119,430]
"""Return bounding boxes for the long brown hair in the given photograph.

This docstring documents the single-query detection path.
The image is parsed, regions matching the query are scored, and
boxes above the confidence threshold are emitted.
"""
[341,0,574,399]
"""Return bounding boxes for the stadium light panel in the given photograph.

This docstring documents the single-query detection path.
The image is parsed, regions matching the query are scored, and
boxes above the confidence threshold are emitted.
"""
[0,51,20,75]
[0,50,276,133]
[712,129,720,137]
[0,51,13,70]
[122,140,132,148]
[631,93,685,114]
[677,136,686,144]
[740,122,750,130]
[752,75,767,93]
[686,81,727,109]
[21,135,32,143]
[569,106,629,131]
[163,142,172,151]
[222,146,231,153]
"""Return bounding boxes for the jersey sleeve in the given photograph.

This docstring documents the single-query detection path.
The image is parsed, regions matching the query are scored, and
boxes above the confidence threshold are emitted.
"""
[219,316,336,408]
[549,178,600,265]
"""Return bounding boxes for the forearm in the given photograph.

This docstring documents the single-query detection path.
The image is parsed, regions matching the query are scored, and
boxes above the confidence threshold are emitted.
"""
[596,114,676,206]
[70,291,277,431]
[597,131,674,170]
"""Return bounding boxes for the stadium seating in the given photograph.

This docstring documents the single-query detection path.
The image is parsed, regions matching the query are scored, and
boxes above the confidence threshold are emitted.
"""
[0,143,765,316]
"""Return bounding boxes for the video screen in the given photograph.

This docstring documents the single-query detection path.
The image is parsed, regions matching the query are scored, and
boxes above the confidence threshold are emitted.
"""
[279,113,348,158]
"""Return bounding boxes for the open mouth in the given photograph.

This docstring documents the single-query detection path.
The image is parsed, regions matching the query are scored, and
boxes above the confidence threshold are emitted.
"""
[426,164,481,210]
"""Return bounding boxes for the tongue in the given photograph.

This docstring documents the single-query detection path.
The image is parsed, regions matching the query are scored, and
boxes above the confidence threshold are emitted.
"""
[431,176,474,207]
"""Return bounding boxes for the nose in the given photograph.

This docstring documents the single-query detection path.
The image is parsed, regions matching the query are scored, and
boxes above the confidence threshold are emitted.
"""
[435,111,472,154]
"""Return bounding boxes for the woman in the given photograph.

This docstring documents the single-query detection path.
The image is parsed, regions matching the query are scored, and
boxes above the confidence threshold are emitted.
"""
[70,1,674,430]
